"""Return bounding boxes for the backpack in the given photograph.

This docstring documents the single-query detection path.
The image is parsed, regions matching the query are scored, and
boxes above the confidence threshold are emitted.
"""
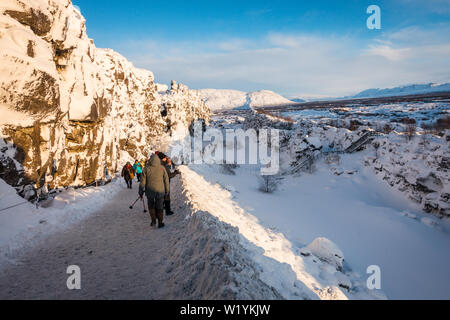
[128,167,135,180]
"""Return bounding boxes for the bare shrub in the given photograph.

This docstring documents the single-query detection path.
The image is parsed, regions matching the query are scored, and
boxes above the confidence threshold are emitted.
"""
[258,175,279,193]
[220,164,237,175]
[383,123,393,134]
[347,119,362,131]
[405,123,416,141]
[400,117,417,125]
[422,115,450,136]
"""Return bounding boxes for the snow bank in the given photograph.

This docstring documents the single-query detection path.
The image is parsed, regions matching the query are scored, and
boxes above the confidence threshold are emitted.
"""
[178,165,384,300]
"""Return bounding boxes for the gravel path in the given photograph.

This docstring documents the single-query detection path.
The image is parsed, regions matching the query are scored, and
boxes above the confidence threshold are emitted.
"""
[0,177,187,300]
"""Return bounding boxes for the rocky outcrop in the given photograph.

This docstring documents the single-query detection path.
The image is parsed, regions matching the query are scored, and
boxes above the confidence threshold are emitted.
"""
[365,134,449,218]
[0,0,210,200]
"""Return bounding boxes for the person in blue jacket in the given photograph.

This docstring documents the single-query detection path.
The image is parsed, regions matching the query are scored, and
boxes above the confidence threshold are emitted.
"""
[133,160,143,182]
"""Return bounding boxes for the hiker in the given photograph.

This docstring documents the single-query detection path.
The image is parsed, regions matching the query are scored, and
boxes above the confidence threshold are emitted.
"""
[160,155,180,216]
[121,162,135,189]
[139,155,170,228]
[133,160,143,182]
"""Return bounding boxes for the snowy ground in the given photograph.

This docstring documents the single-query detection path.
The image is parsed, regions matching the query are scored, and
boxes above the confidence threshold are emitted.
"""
[192,101,450,299]
[179,165,386,300]
[187,152,450,299]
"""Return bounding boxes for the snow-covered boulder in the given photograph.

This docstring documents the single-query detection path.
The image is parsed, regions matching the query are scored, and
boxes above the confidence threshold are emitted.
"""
[304,237,345,271]
[306,136,322,149]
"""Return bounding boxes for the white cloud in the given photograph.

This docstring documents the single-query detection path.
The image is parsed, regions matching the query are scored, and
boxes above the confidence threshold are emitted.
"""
[120,25,450,97]
[363,45,411,61]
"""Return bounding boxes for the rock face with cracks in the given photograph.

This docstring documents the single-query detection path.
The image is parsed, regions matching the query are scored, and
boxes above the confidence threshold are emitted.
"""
[0,0,210,199]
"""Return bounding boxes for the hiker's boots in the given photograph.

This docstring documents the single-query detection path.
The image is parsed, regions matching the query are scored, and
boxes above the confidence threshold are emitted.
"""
[149,208,157,226]
[156,209,164,228]
[148,208,165,228]
[164,200,174,216]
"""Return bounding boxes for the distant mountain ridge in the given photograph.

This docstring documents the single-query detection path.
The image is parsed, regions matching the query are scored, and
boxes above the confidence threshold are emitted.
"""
[352,83,450,99]
[197,82,450,110]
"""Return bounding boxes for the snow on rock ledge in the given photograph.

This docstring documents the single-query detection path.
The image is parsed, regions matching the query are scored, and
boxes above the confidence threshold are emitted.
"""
[0,0,210,198]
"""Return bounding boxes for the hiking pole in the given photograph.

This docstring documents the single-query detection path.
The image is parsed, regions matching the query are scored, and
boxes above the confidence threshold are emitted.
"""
[129,197,141,210]
[142,197,148,213]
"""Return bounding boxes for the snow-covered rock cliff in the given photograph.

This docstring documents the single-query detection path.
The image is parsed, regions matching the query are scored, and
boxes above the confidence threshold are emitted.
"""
[0,0,210,200]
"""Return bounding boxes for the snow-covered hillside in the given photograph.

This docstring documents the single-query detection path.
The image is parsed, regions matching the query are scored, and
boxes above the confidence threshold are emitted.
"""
[196,89,294,111]
[0,0,210,199]
[353,83,450,99]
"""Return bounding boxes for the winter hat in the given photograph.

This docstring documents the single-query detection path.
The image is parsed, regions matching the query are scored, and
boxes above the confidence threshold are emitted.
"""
[158,152,167,160]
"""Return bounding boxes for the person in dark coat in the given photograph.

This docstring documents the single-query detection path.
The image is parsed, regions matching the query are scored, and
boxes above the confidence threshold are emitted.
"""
[139,155,170,228]
[121,162,135,189]
[160,156,180,216]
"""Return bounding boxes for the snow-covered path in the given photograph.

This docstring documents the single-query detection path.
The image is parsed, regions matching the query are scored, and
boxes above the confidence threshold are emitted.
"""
[0,179,185,299]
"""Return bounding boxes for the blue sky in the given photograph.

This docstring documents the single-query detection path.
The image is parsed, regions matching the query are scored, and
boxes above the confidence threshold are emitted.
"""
[73,0,450,97]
